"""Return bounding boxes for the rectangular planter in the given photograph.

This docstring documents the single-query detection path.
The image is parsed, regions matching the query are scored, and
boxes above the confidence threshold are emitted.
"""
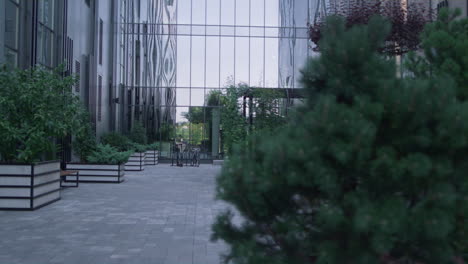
[125,152,145,171]
[65,163,125,183]
[145,150,159,165]
[0,160,61,210]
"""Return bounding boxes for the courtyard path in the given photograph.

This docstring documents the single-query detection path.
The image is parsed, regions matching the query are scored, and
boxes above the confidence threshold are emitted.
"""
[0,165,228,264]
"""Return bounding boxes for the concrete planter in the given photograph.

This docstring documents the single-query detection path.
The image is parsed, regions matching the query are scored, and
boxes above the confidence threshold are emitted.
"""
[145,150,159,165]
[125,152,145,171]
[65,163,125,183]
[0,160,61,210]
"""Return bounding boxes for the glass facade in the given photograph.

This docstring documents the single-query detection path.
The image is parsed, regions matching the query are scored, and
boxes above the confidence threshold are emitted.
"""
[37,0,56,68]
[122,0,315,159]
[119,0,177,143]
[4,0,20,67]
[2,0,317,159]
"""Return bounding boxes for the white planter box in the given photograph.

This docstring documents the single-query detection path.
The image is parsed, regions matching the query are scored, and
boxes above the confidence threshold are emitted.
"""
[145,150,159,165]
[0,161,61,210]
[65,163,125,183]
[125,152,145,171]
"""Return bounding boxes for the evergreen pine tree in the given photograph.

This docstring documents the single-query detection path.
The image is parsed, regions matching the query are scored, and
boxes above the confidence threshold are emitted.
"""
[212,16,468,264]
[407,8,468,99]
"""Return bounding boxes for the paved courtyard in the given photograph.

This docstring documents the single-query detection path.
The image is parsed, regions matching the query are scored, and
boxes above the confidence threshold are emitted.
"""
[0,165,228,264]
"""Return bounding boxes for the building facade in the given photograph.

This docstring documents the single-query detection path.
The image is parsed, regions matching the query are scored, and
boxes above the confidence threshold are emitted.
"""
[0,0,177,138]
[433,0,468,17]
[120,0,177,140]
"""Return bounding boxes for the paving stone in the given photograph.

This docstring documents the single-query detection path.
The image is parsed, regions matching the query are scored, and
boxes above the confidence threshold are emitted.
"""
[0,165,228,264]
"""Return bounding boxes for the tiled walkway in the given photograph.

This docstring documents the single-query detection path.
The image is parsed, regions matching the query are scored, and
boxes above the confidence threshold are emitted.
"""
[0,165,228,264]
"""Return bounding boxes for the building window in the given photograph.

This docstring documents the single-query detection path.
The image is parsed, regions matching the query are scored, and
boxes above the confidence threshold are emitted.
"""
[5,0,20,67]
[99,19,103,65]
[98,75,102,121]
[437,0,449,12]
[75,60,81,92]
[135,40,140,85]
[37,0,56,68]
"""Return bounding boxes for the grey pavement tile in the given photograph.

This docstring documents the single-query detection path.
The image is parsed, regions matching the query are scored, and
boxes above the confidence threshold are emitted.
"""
[0,165,227,264]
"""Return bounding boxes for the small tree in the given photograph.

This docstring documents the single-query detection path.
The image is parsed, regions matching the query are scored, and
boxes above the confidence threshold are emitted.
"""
[213,16,468,264]
[406,7,468,255]
[129,121,148,145]
[101,132,133,151]
[0,66,82,163]
[218,85,287,154]
[73,109,96,162]
[406,8,468,100]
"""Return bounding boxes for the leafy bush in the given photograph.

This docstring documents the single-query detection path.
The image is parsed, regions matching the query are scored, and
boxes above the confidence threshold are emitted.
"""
[128,121,147,145]
[147,142,159,150]
[101,132,132,151]
[212,16,468,264]
[86,144,131,165]
[130,142,147,153]
[219,85,286,155]
[0,66,81,163]
[73,110,96,162]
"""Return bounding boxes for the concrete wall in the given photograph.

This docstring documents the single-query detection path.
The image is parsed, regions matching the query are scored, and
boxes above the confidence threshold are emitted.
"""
[67,0,93,88]
[95,0,114,139]
[67,0,116,140]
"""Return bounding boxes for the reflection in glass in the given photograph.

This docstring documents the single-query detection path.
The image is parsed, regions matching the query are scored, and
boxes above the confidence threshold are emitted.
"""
[5,0,19,49]
[235,27,249,37]
[207,0,220,25]
[176,36,191,87]
[191,89,205,107]
[250,0,265,26]
[265,38,279,88]
[250,27,264,38]
[191,25,206,36]
[220,26,235,36]
[265,0,279,26]
[235,37,249,85]
[191,37,206,87]
[294,0,310,27]
[279,36,293,88]
[294,38,309,88]
[236,0,250,26]
[177,25,191,35]
[177,0,191,24]
[176,88,190,106]
[250,38,264,87]
[265,27,279,38]
[192,0,206,24]
[206,25,220,35]
[220,37,234,87]
[220,0,235,25]
[205,37,220,88]
[158,0,313,158]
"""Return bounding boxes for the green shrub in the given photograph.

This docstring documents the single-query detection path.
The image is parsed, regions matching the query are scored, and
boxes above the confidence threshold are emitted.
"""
[0,66,81,163]
[73,110,96,162]
[130,142,147,153]
[86,144,131,165]
[101,132,132,151]
[129,121,148,145]
[147,142,159,150]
